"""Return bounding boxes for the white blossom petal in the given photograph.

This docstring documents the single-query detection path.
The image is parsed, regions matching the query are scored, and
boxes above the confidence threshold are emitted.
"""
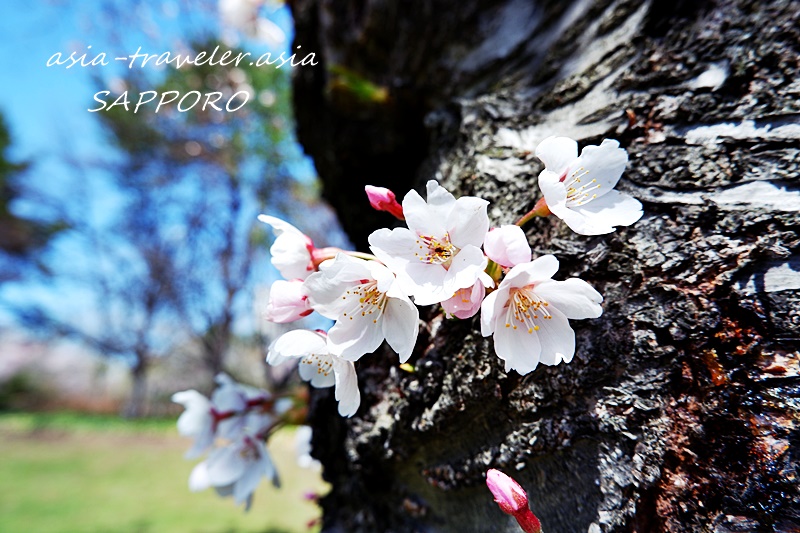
[317,252,371,281]
[571,139,628,198]
[492,319,542,375]
[211,379,247,413]
[332,358,361,417]
[534,279,603,319]
[298,354,336,387]
[557,203,612,235]
[365,257,400,294]
[381,291,419,362]
[368,227,417,261]
[367,228,419,294]
[232,440,275,505]
[172,391,210,432]
[172,390,214,460]
[573,189,643,229]
[535,136,578,175]
[258,439,280,487]
[267,329,325,366]
[442,245,488,296]
[327,307,386,359]
[233,468,262,507]
[447,196,490,249]
[304,254,373,317]
[258,215,314,280]
[398,261,449,305]
[501,255,560,289]
[531,306,575,365]
[402,187,448,237]
[205,444,247,487]
[480,289,504,336]
[189,461,211,492]
[423,180,458,224]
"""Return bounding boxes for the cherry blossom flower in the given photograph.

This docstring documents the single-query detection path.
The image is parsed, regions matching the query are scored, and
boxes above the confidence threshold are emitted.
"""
[365,185,405,220]
[484,225,532,268]
[172,390,215,459]
[480,255,603,375]
[368,180,490,306]
[264,279,313,323]
[486,469,542,533]
[535,136,643,235]
[211,373,279,441]
[258,215,316,280]
[173,375,280,458]
[441,272,494,320]
[267,329,361,417]
[304,253,419,362]
[189,433,279,510]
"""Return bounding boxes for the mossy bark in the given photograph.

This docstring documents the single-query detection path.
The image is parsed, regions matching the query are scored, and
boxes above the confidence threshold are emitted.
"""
[290,0,800,531]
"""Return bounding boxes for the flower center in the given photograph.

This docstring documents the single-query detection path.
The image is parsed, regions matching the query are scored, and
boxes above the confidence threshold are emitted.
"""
[415,234,456,267]
[239,436,261,461]
[504,287,551,333]
[302,353,333,377]
[562,166,600,207]
[341,280,388,324]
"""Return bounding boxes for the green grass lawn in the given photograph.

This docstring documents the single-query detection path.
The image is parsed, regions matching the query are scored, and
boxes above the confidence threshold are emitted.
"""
[0,412,326,533]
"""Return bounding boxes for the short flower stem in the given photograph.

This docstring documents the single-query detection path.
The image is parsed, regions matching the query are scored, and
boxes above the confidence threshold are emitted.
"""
[311,248,379,267]
[345,250,380,262]
[257,420,286,441]
[515,197,551,227]
[513,508,543,533]
[485,259,503,285]
[311,247,342,267]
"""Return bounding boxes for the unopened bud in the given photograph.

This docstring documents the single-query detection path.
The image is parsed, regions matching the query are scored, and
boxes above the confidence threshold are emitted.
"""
[365,185,404,220]
[486,469,542,533]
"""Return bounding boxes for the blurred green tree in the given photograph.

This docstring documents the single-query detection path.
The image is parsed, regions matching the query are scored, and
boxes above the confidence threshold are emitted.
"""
[0,114,65,282]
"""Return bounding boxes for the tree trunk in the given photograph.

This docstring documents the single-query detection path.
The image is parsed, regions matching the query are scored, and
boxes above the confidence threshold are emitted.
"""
[124,355,148,419]
[290,0,800,531]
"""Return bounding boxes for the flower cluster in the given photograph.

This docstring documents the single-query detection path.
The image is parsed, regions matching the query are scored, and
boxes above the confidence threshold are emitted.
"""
[172,374,294,510]
[174,135,643,513]
[259,136,642,412]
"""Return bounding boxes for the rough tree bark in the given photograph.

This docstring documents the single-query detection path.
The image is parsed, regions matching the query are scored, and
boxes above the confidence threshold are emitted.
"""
[289,0,800,531]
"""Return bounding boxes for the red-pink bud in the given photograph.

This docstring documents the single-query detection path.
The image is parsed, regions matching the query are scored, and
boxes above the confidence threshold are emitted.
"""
[365,185,405,220]
[486,469,542,533]
[487,469,528,513]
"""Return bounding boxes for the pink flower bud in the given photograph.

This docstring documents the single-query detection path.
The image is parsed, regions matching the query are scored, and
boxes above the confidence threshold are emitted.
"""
[486,469,528,513]
[264,279,313,323]
[442,273,492,319]
[486,469,542,533]
[442,282,485,319]
[365,185,404,220]
[484,226,532,268]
